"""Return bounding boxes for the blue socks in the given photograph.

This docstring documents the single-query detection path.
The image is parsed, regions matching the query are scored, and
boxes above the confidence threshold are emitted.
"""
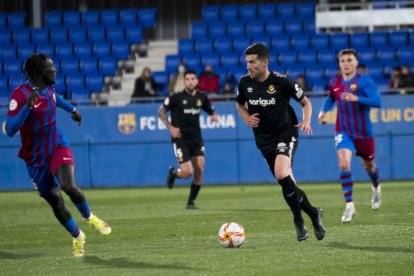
[368,168,380,188]
[340,170,353,203]
[75,200,91,219]
[63,217,80,237]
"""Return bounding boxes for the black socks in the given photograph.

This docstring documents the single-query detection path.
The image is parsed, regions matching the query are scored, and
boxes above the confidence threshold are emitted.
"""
[187,183,201,205]
[278,176,304,225]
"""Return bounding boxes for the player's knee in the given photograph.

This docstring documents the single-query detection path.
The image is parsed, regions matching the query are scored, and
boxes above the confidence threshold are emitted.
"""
[62,186,84,201]
[274,169,289,181]
[193,166,204,177]
[338,162,350,171]
[179,168,193,179]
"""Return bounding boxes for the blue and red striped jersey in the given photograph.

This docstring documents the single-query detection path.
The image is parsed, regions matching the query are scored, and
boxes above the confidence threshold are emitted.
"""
[322,73,381,138]
[6,82,71,167]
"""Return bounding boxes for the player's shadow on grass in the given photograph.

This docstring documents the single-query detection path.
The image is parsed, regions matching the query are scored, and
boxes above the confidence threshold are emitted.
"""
[84,256,195,271]
[0,251,39,259]
[327,242,414,254]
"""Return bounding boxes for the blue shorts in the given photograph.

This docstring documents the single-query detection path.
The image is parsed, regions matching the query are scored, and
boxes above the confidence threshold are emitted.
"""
[335,132,376,160]
[335,132,355,152]
[27,165,59,197]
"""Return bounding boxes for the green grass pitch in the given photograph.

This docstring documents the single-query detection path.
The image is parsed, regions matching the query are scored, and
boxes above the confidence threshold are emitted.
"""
[0,182,413,275]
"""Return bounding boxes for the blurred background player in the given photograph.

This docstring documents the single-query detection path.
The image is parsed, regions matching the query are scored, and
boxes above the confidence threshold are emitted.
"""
[318,48,382,223]
[236,44,325,242]
[5,53,111,257]
[158,69,219,209]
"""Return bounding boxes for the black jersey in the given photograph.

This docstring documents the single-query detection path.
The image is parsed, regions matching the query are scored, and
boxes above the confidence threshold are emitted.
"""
[236,71,305,151]
[163,90,215,138]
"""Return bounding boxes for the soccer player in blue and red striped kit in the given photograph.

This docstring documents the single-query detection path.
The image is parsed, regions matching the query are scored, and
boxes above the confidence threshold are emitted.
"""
[318,48,382,223]
[5,53,111,257]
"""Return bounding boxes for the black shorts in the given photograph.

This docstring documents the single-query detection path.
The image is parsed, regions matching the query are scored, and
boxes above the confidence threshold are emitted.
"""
[172,136,205,164]
[260,134,298,176]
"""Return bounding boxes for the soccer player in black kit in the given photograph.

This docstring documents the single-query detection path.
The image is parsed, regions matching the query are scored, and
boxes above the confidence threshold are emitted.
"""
[158,69,219,209]
[236,44,325,241]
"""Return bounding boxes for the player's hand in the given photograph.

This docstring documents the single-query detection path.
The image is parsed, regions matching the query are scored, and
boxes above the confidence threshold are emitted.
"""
[318,111,327,125]
[341,92,358,102]
[246,113,260,128]
[71,110,82,126]
[169,126,181,138]
[27,91,39,107]
[295,121,313,135]
[210,113,219,123]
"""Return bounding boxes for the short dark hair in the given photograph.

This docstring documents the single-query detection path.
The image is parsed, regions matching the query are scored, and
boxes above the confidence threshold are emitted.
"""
[338,48,358,59]
[244,43,270,60]
[184,69,197,78]
[23,53,50,82]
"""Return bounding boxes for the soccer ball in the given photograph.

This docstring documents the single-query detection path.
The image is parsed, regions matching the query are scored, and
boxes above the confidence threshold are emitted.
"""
[218,222,245,248]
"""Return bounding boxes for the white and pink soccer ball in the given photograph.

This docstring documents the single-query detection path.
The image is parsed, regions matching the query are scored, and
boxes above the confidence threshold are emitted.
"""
[218,222,245,248]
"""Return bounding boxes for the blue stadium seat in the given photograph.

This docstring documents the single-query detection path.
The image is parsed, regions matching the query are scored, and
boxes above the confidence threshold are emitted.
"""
[152,71,169,95]
[258,3,276,20]
[50,28,68,43]
[350,33,369,49]
[251,35,271,48]
[74,42,92,59]
[125,26,142,44]
[284,19,303,34]
[303,22,316,34]
[107,26,125,42]
[79,58,97,74]
[119,9,137,26]
[165,55,181,73]
[214,38,233,54]
[290,34,309,50]
[310,34,329,49]
[4,61,22,76]
[93,42,111,59]
[13,29,30,44]
[246,21,264,37]
[138,8,157,28]
[286,66,304,80]
[306,67,325,86]
[358,48,377,64]
[397,47,414,63]
[366,66,384,80]
[377,47,396,64]
[298,50,317,67]
[311,81,328,96]
[31,29,49,44]
[324,66,339,79]
[71,89,90,102]
[45,11,62,27]
[17,45,35,61]
[208,23,226,38]
[98,57,117,76]
[8,13,26,29]
[370,32,388,48]
[60,59,79,74]
[296,3,315,20]
[36,43,55,58]
[233,37,251,54]
[330,33,349,50]
[227,23,245,39]
[66,74,86,98]
[54,74,66,94]
[239,4,257,22]
[389,31,408,47]
[318,50,337,67]
[192,23,208,39]
[112,41,130,60]
[270,35,290,51]
[277,3,296,19]
[201,54,220,69]
[220,6,238,22]
[1,45,17,60]
[202,6,219,22]
[221,55,240,70]
[265,20,284,36]
[182,55,201,71]
[63,11,81,27]
[101,10,118,27]
[68,27,87,43]
[8,76,23,92]
[178,39,194,55]
[0,14,7,29]
[87,27,106,43]
[85,73,103,92]
[278,50,297,67]
[0,78,9,99]
[0,30,11,44]
[82,11,100,27]
[410,32,414,47]
[55,43,73,59]
[196,38,214,55]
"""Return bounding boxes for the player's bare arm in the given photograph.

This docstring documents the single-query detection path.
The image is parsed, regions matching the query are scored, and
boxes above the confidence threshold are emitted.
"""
[318,111,327,124]
[210,112,219,123]
[296,96,313,135]
[71,110,82,126]
[158,105,181,138]
[236,102,259,128]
